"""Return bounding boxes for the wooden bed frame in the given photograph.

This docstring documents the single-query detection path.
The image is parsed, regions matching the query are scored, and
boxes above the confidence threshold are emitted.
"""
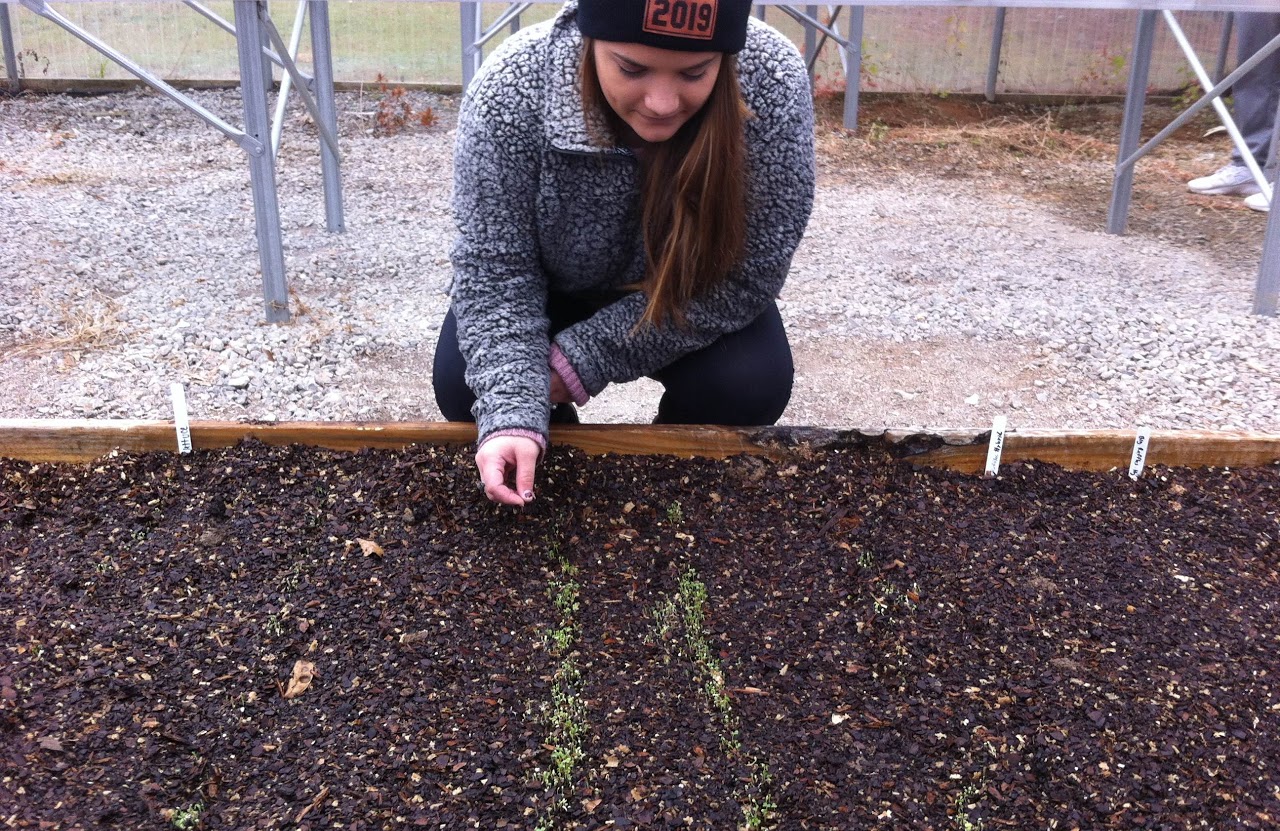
[2,420,1278,473]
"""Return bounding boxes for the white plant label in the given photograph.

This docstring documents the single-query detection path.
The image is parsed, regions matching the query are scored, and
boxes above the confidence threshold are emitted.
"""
[984,415,1007,479]
[1128,426,1152,481]
[170,382,192,455]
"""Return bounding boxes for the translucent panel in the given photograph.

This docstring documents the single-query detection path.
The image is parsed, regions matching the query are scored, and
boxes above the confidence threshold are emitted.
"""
[0,2,1245,95]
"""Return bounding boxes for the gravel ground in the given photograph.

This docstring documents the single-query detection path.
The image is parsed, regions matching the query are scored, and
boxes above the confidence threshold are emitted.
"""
[1,88,1277,433]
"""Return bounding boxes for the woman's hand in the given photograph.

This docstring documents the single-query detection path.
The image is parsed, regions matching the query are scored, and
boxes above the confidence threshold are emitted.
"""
[475,435,541,506]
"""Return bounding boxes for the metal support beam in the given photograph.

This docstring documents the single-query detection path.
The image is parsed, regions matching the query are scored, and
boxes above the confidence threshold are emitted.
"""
[479,2,533,47]
[183,0,312,82]
[1,4,19,95]
[461,1,483,89]
[260,14,341,161]
[234,0,290,323]
[1213,12,1234,84]
[986,7,1007,103]
[1107,10,1157,236]
[1257,186,1280,316]
[842,5,864,130]
[805,5,818,83]
[308,0,344,234]
[260,0,274,95]
[17,0,250,146]
[271,0,307,158]
[1164,11,1271,201]
[1117,34,1280,175]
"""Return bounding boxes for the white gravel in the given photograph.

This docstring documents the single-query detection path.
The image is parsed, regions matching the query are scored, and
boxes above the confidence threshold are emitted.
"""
[2,88,1277,434]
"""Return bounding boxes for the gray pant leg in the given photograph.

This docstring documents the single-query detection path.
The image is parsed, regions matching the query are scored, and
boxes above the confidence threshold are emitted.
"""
[1231,12,1280,170]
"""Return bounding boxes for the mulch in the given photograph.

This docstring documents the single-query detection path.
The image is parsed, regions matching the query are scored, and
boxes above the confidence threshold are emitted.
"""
[2,439,1278,829]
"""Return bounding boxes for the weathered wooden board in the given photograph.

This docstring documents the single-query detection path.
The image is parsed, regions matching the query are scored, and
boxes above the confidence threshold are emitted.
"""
[0,420,1278,472]
[903,428,1280,473]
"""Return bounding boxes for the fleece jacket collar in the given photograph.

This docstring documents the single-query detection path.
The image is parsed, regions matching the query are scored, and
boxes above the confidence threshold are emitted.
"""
[543,1,632,156]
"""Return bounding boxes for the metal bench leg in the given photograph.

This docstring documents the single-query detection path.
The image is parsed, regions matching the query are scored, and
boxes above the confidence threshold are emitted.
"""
[986,8,1007,103]
[461,2,482,89]
[1259,170,1280,316]
[235,0,290,322]
[1213,12,1234,84]
[842,5,864,130]
[308,0,343,234]
[1,5,18,95]
[805,5,818,83]
[1107,10,1157,235]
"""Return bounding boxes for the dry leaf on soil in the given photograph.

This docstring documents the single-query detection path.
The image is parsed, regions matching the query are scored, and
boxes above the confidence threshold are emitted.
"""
[357,538,384,558]
[284,660,316,699]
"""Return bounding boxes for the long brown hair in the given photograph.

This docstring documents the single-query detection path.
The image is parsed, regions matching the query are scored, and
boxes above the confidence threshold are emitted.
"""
[581,40,750,328]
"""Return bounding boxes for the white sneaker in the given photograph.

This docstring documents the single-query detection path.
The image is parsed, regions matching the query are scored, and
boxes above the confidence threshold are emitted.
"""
[1244,191,1271,213]
[1187,163,1263,196]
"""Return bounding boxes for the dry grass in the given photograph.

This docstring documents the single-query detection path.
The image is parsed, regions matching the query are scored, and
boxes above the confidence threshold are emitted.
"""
[922,112,1113,163]
[816,104,1115,177]
[1,290,123,361]
[28,171,100,186]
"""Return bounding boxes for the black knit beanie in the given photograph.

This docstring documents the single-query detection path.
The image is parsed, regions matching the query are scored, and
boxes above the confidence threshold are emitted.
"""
[576,0,752,53]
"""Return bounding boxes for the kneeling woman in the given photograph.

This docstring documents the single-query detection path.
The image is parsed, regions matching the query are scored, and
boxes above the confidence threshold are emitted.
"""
[435,0,816,505]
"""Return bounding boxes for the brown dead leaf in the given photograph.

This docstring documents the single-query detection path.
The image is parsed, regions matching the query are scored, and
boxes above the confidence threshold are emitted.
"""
[38,736,63,751]
[582,798,602,813]
[283,660,316,699]
[358,538,384,558]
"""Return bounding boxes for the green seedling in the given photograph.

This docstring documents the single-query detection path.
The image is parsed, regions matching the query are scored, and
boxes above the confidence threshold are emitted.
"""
[649,568,777,830]
[549,579,581,618]
[170,802,203,830]
[953,783,985,831]
[535,543,589,830]
[666,500,684,524]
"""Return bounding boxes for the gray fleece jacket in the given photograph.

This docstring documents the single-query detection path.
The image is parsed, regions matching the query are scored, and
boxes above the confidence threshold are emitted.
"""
[450,0,816,446]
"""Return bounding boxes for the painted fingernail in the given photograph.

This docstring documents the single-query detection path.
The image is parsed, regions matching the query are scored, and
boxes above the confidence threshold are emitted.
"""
[522,490,535,502]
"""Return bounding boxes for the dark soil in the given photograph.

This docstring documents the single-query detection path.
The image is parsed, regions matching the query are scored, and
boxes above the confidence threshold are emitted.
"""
[2,440,1279,829]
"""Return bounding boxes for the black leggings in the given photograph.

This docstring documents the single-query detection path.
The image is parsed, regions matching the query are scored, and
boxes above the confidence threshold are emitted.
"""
[432,296,793,426]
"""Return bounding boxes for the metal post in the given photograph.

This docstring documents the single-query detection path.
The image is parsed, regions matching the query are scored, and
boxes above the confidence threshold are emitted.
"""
[1213,12,1234,84]
[308,0,344,234]
[260,0,274,94]
[1262,101,1280,315]
[1269,94,1280,172]
[805,5,818,83]
[755,5,765,21]
[1,4,19,95]
[986,7,1007,103]
[1256,189,1280,316]
[234,0,290,322]
[842,5,864,131]
[461,2,482,89]
[270,0,308,157]
[1107,11,1157,235]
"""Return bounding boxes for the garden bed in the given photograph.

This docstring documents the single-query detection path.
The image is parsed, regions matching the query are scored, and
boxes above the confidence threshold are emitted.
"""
[2,425,1279,829]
